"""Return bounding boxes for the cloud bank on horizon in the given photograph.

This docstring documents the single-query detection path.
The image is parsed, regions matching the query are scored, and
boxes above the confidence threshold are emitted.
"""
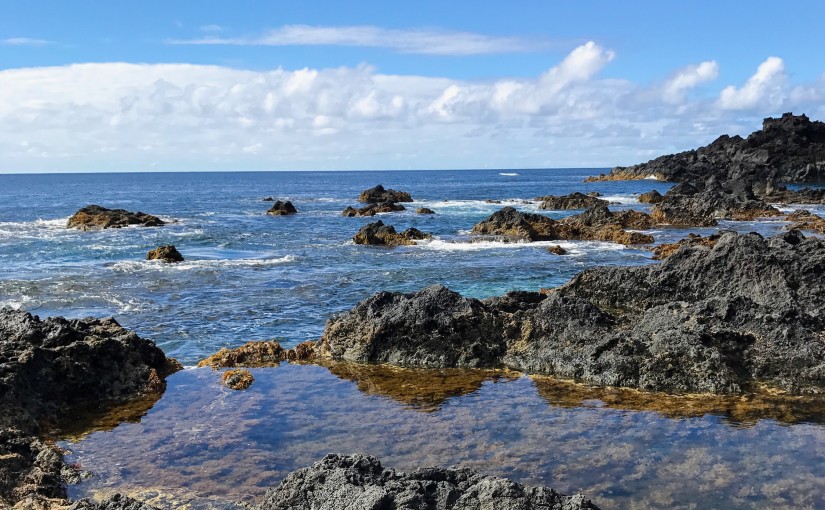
[1,38,824,173]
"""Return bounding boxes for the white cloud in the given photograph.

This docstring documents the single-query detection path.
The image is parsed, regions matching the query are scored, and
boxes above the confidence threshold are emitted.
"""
[200,24,224,33]
[718,57,786,110]
[171,24,554,56]
[1,37,51,46]
[1,43,824,173]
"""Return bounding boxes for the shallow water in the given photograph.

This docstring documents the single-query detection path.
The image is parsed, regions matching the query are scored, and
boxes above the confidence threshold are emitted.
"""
[62,363,825,509]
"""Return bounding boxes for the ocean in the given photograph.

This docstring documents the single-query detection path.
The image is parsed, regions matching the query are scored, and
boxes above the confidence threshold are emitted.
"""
[2,169,823,508]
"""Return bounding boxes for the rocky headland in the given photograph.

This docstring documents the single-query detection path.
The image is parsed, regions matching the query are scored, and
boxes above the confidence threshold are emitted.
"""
[67,206,165,230]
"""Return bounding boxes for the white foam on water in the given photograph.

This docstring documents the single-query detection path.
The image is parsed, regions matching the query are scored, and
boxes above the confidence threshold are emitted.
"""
[110,255,297,272]
[600,194,643,205]
[413,198,538,211]
[414,238,623,254]
[644,174,661,180]
[499,172,520,176]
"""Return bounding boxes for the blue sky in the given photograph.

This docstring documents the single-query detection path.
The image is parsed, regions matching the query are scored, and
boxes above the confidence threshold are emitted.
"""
[1,0,824,172]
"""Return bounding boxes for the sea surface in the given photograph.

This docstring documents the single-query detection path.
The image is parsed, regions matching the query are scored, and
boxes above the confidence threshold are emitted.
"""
[1,169,824,509]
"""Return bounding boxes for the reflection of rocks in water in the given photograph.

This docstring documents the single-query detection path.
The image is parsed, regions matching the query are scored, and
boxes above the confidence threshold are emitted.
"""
[323,362,518,412]
[532,375,825,426]
[57,393,164,441]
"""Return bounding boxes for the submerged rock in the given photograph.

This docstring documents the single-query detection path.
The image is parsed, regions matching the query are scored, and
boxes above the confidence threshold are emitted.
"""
[222,369,254,390]
[146,245,184,263]
[266,200,298,216]
[197,340,316,368]
[320,231,825,394]
[470,205,654,245]
[256,453,599,510]
[352,221,431,246]
[358,185,413,203]
[416,207,436,214]
[536,191,607,210]
[67,205,165,230]
[342,202,406,217]
[638,190,664,204]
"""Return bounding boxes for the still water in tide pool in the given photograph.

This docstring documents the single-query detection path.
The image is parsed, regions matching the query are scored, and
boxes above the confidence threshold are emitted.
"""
[2,169,824,509]
[62,363,825,509]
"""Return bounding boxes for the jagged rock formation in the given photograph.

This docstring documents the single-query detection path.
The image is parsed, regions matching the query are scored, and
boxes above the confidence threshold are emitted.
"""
[67,205,165,230]
[320,231,825,395]
[638,190,664,204]
[256,454,599,510]
[342,202,406,217]
[352,221,430,246]
[146,245,184,263]
[536,192,607,210]
[786,210,825,233]
[266,200,298,216]
[650,233,722,260]
[650,181,781,226]
[471,206,654,245]
[197,340,315,368]
[358,185,414,203]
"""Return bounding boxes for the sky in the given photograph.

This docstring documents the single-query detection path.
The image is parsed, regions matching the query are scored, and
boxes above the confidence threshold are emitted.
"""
[1,0,825,173]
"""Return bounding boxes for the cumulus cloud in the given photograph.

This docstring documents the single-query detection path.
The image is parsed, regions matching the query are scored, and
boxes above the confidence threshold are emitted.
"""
[718,56,787,110]
[1,43,824,173]
[171,24,554,56]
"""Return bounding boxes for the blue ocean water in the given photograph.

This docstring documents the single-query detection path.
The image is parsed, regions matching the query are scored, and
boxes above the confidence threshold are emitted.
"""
[0,168,798,364]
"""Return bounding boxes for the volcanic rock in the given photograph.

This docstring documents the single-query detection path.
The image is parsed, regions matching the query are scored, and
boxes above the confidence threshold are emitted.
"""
[352,221,430,246]
[548,245,567,255]
[266,200,298,216]
[536,192,607,210]
[416,207,436,214]
[638,190,664,204]
[146,245,184,263]
[651,181,781,227]
[786,210,825,234]
[358,185,413,203]
[67,205,165,230]
[197,340,316,368]
[342,202,406,217]
[255,453,599,510]
[222,369,254,390]
[650,233,722,260]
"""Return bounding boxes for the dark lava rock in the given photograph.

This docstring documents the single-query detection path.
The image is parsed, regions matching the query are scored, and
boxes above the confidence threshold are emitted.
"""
[591,113,825,186]
[197,340,316,368]
[256,453,599,510]
[343,202,406,217]
[321,231,825,395]
[470,205,654,245]
[68,494,159,509]
[548,245,567,255]
[222,369,254,390]
[786,210,825,234]
[536,191,607,210]
[0,428,66,505]
[416,207,436,214]
[358,185,413,203]
[638,190,664,204]
[266,200,298,216]
[651,181,781,227]
[67,205,165,230]
[650,233,722,260]
[146,245,184,263]
[262,197,275,202]
[352,221,431,246]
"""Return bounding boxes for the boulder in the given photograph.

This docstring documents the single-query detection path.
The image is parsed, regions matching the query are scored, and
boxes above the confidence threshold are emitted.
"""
[352,221,430,246]
[222,369,254,390]
[358,185,413,203]
[548,245,567,255]
[536,192,607,210]
[416,207,436,214]
[638,190,664,204]
[146,245,184,263]
[197,340,316,368]
[67,205,165,230]
[266,200,297,216]
[342,202,406,217]
[255,454,599,510]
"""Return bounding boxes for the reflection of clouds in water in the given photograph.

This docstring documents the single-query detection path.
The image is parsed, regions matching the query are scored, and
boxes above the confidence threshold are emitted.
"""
[64,364,825,509]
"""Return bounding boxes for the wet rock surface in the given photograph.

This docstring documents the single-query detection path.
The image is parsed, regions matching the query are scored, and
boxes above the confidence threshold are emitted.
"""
[222,369,254,390]
[638,190,663,204]
[358,185,413,203]
[145,245,184,263]
[67,206,165,230]
[536,192,607,210]
[471,205,654,245]
[650,181,781,226]
[416,207,436,214]
[352,221,431,246]
[197,340,315,368]
[256,453,599,510]
[786,210,825,234]
[321,231,825,394]
[265,200,297,216]
[343,202,407,217]
[67,494,160,510]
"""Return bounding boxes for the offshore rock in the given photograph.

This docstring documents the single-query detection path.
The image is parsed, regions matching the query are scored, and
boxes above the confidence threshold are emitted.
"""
[590,113,825,186]
[266,200,298,216]
[342,202,406,217]
[536,192,607,210]
[67,205,165,230]
[358,185,413,203]
[321,232,825,394]
[352,221,430,246]
[638,190,664,204]
[471,206,654,245]
[548,245,567,255]
[416,207,436,214]
[145,245,184,263]
[650,181,781,226]
[197,340,316,368]
[256,453,599,510]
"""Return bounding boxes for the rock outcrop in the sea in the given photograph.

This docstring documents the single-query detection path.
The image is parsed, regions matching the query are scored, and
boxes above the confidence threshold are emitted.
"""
[548,245,567,255]
[536,192,607,210]
[255,454,599,510]
[416,207,435,214]
[471,205,654,245]
[358,185,413,203]
[320,231,825,395]
[266,200,298,216]
[67,205,165,230]
[197,340,315,368]
[650,181,781,227]
[650,233,722,260]
[786,210,825,234]
[342,202,406,217]
[222,369,254,390]
[146,245,184,263]
[352,221,431,246]
[588,113,825,186]
[0,309,180,507]
[638,190,664,204]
